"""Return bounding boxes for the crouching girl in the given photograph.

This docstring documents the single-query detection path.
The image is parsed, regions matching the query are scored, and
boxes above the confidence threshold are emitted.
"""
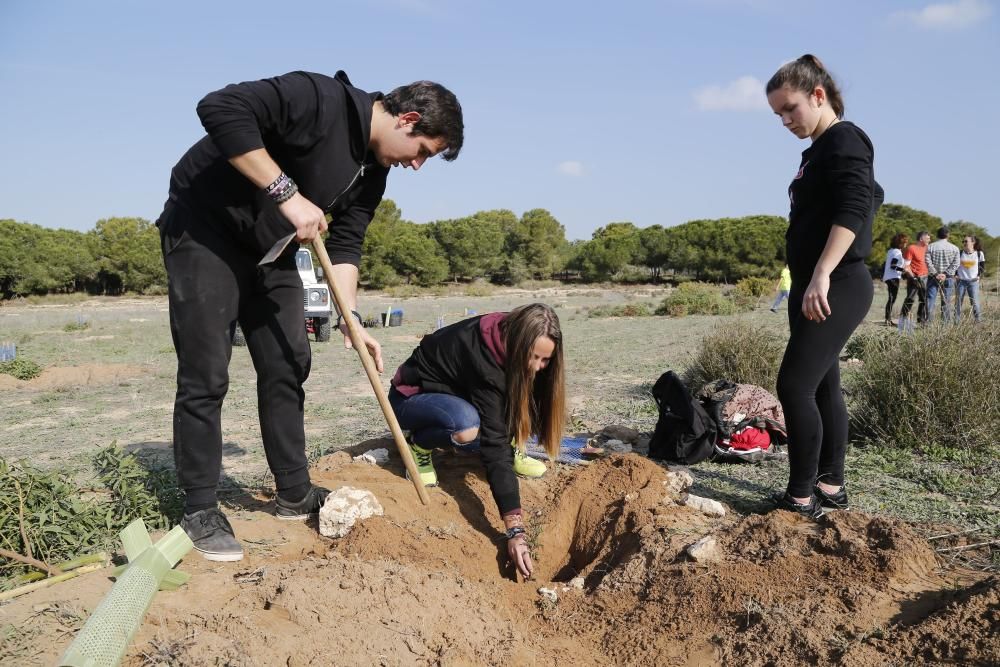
[389,303,565,578]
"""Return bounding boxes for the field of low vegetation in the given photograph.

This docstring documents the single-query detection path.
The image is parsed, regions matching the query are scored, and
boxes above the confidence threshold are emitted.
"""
[2,284,998,586]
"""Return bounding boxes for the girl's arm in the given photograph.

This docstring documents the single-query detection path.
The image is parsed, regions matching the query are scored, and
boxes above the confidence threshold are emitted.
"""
[802,225,856,322]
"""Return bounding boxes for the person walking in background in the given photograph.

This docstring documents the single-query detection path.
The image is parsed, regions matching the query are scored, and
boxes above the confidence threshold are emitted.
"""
[157,70,464,561]
[771,265,792,312]
[765,54,884,518]
[925,226,960,323]
[388,303,564,579]
[899,231,930,325]
[955,235,984,322]
[882,233,909,326]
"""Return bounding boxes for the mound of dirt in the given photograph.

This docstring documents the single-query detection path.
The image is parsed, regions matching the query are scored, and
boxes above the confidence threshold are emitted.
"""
[4,451,996,666]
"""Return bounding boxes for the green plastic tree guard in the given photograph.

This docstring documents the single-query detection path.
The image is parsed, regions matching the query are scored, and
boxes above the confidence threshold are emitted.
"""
[58,518,193,667]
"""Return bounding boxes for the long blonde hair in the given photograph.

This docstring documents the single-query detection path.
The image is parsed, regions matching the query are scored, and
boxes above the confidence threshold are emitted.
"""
[502,303,565,459]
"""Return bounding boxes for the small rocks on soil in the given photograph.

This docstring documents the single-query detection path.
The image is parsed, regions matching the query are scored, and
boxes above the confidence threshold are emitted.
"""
[661,468,694,501]
[537,587,558,603]
[686,535,722,563]
[318,487,384,538]
[353,448,389,465]
[683,494,727,517]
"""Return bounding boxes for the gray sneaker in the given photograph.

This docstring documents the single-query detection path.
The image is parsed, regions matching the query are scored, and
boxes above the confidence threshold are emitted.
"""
[275,486,330,520]
[180,508,244,562]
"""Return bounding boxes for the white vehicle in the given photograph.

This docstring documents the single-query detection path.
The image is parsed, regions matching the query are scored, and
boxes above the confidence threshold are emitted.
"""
[232,249,333,346]
[297,248,333,342]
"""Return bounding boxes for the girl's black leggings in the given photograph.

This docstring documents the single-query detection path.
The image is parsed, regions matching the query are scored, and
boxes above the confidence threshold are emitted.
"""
[777,262,873,498]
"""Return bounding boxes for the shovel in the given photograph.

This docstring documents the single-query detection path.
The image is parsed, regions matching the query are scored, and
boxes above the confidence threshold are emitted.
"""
[260,231,430,505]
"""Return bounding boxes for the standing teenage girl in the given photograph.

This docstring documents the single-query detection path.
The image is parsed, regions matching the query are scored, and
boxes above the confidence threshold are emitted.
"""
[766,55,884,517]
[882,233,909,326]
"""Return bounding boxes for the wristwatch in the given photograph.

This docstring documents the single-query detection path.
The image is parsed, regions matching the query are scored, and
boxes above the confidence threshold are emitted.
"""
[335,310,362,329]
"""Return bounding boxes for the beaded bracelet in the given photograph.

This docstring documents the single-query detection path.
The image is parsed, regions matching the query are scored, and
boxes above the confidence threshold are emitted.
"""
[272,179,298,204]
[505,526,526,540]
[265,172,298,204]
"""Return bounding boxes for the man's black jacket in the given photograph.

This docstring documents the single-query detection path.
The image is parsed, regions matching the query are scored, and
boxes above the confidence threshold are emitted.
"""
[158,70,389,264]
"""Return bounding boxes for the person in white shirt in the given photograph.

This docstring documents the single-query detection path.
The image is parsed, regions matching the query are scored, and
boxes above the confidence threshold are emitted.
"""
[881,233,909,326]
[955,235,984,323]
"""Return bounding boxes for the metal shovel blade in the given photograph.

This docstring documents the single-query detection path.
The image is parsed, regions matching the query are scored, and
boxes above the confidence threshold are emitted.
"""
[258,232,297,266]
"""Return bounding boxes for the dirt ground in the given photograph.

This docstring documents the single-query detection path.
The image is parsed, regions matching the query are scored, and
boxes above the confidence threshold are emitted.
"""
[2,449,996,666]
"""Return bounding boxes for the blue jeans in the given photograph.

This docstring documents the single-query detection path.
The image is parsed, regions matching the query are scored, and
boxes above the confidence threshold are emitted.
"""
[955,279,981,322]
[926,276,954,323]
[771,290,789,311]
[388,388,481,450]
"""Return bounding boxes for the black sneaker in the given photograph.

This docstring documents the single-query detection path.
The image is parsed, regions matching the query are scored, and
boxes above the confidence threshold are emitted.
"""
[275,486,330,520]
[814,484,849,510]
[771,491,824,519]
[180,508,244,562]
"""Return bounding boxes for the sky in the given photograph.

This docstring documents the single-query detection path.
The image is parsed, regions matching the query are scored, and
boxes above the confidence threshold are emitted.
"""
[1,0,998,241]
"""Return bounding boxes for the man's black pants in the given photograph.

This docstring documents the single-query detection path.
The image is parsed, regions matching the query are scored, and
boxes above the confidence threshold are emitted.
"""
[899,275,927,323]
[160,207,312,511]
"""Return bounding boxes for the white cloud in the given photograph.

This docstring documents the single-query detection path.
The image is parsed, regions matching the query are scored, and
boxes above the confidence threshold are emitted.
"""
[891,0,992,29]
[693,76,768,111]
[557,161,585,177]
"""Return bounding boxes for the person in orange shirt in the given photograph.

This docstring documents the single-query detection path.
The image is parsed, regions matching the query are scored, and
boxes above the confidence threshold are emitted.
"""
[899,231,930,324]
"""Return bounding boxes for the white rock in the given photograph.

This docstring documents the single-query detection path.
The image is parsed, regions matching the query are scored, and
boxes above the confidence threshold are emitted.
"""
[537,587,558,603]
[318,487,384,538]
[686,536,721,563]
[661,469,694,500]
[684,494,727,517]
[353,448,389,465]
[568,577,585,590]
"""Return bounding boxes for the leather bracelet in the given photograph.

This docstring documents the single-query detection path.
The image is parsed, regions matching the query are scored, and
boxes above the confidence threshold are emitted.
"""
[335,310,362,329]
[505,526,526,540]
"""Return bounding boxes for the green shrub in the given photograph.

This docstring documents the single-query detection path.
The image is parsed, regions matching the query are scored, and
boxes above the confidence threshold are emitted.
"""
[848,321,1000,455]
[63,320,90,332]
[656,282,749,317]
[734,276,773,299]
[587,302,655,318]
[684,321,785,393]
[0,358,42,380]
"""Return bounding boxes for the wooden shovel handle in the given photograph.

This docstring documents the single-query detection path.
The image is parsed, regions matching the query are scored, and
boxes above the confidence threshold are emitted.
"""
[311,238,430,505]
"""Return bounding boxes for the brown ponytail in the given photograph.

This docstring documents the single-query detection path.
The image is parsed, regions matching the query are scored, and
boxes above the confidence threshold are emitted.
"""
[766,54,845,118]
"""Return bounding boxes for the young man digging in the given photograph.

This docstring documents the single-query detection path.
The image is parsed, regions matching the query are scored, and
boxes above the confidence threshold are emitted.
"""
[156,70,464,561]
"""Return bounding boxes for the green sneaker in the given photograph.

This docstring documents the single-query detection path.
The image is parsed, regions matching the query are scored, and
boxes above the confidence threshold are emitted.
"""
[405,441,438,487]
[513,446,547,479]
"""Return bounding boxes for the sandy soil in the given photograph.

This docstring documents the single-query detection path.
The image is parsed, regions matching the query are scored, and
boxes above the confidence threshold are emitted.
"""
[0,363,146,391]
[2,451,996,666]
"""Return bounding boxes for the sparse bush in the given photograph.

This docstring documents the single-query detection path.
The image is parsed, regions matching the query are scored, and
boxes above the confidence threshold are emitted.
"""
[63,319,90,332]
[656,282,750,317]
[0,358,42,380]
[587,303,655,318]
[842,327,896,362]
[463,281,496,297]
[684,321,785,393]
[734,276,773,299]
[848,321,1000,455]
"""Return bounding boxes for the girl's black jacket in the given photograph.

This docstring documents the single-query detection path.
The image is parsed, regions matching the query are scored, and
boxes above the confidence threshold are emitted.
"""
[394,315,522,516]
[786,121,884,284]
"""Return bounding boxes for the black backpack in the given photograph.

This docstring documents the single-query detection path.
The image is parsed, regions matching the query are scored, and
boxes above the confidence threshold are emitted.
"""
[647,371,717,465]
